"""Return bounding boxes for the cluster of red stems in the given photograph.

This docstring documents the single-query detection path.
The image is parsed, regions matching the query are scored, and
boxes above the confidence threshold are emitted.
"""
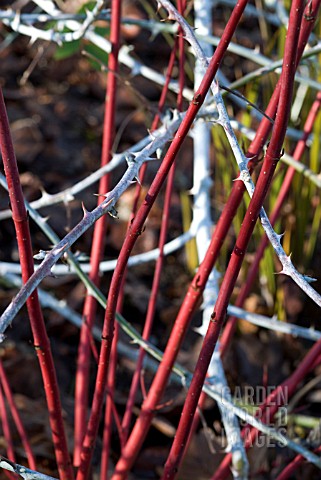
[0,0,321,479]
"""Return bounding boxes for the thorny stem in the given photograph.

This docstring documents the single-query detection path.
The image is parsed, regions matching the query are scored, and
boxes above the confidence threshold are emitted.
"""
[73,0,122,467]
[161,0,304,477]
[220,90,321,356]
[159,1,321,307]
[0,106,184,334]
[108,2,249,479]
[219,0,321,355]
[0,89,74,480]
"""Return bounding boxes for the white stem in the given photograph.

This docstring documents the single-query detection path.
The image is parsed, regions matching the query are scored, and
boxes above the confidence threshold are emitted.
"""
[158,0,321,307]
[192,1,248,477]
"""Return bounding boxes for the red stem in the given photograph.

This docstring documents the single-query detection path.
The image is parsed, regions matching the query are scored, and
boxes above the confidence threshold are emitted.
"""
[220,91,321,355]
[99,2,186,462]
[102,3,250,479]
[0,361,36,470]
[121,2,186,443]
[73,0,122,466]
[161,1,304,477]
[0,89,73,480]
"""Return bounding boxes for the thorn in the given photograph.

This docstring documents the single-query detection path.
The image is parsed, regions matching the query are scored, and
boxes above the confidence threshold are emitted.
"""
[94,193,114,203]
[167,12,176,21]
[147,129,156,140]
[275,267,291,276]
[53,244,68,258]
[40,187,50,199]
[81,202,89,217]
[275,232,285,242]
[232,174,242,182]
[102,196,115,210]
[134,176,142,186]
[254,44,260,54]
[188,185,197,195]
[303,275,317,284]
